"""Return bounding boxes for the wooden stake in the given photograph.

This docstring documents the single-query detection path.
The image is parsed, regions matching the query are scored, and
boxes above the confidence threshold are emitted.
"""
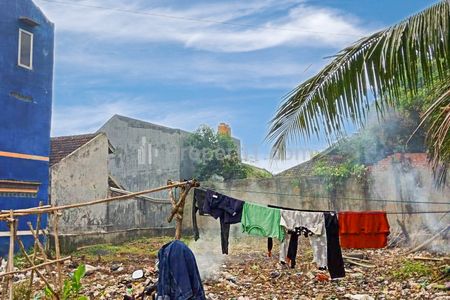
[52,211,63,294]
[7,210,16,300]
[166,181,196,240]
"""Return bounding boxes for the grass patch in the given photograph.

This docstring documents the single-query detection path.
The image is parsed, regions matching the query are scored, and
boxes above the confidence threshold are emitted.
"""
[71,236,192,262]
[13,281,32,300]
[392,260,432,280]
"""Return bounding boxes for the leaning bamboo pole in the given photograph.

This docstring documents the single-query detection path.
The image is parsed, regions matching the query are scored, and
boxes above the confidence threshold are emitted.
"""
[27,221,56,284]
[0,181,193,219]
[16,238,57,298]
[27,202,43,300]
[0,257,71,278]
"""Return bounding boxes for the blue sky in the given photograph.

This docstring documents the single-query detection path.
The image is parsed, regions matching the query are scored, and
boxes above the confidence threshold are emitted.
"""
[36,0,438,173]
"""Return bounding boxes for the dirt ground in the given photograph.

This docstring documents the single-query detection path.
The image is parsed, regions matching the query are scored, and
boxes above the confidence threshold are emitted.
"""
[6,236,450,299]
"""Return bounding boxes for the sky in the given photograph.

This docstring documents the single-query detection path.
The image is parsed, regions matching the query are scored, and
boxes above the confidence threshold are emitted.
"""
[35,0,439,173]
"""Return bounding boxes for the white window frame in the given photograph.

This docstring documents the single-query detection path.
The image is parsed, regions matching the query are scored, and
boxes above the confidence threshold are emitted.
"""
[18,28,33,70]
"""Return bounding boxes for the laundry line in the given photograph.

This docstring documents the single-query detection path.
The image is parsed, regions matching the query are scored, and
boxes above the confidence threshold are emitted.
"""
[203,186,450,206]
[200,187,450,215]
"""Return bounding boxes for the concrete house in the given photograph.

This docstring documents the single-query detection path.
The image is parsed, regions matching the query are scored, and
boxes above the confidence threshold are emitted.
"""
[50,133,172,250]
[0,0,54,255]
[50,133,112,235]
[50,116,240,249]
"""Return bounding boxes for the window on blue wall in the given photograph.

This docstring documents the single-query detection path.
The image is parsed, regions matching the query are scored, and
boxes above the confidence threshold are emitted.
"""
[18,29,33,70]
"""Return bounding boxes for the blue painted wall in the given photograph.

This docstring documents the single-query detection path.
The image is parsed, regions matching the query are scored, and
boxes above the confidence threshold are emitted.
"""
[0,0,54,257]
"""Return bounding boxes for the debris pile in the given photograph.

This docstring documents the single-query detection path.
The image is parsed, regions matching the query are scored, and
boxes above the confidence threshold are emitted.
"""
[2,237,449,299]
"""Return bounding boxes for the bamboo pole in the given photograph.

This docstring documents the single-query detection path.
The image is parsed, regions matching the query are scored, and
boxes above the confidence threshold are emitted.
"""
[406,225,450,254]
[413,256,450,262]
[0,181,192,220]
[0,257,71,278]
[7,210,16,300]
[175,187,188,240]
[166,180,197,239]
[52,211,63,293]
[27,221,56,284]
[167,180,198,223]
[27,202,43,300]
[167,186,187,223]
[16,238,57,298]
[0,205,51,214]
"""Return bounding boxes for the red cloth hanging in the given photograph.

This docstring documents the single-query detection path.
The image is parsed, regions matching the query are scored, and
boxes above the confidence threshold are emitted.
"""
[338,211,390,249]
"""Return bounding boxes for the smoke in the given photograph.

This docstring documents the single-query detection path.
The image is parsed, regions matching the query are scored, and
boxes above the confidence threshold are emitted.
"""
[187,221,246,280]
[311,105,449,252]
[343,108,450,253]
[370,155,450,253]
[188,231,225,281]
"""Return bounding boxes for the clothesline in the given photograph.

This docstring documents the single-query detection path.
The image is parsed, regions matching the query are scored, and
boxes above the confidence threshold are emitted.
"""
[200,188,450,215]
[193,188,346,278]
[385,210,450,214]
[202,186,450,206]
[193,188,448,281]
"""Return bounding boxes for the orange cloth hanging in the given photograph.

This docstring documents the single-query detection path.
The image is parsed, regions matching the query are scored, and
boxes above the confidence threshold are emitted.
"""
[338,211,390,249]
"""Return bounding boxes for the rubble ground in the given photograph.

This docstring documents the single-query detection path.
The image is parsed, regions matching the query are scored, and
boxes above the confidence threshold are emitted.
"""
[8,236,450,299]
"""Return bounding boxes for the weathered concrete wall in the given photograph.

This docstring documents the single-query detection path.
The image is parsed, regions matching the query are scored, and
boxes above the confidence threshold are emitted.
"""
[184,153,449,244]
[50,134,109,234]
[98,115,194,197]
[106,191,174,231]
[98,115,194,232]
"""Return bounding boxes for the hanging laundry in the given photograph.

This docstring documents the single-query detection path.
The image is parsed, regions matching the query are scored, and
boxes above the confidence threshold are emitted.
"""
[267,237,273,257]
[202,189,244,254]
[192,188,207,241]
[241,203,285,241]
[286,231,299,268]
[338,211,390,249]
[324,212,345,279]
[280,210,328,268]
[156,240,206,300]
[278,230,300,268]
[279,231,290,264]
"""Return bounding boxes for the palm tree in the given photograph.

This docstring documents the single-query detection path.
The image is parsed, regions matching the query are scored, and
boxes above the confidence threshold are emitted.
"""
[268,0,450,182]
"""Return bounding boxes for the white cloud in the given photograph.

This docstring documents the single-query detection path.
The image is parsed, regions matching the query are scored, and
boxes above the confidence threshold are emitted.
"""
[36,0,369,52]
[244,157,311,174]
[54,48,315,89]
[242,144,318,173]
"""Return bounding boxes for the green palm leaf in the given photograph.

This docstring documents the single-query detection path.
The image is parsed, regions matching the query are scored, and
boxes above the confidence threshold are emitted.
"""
[268,1,450,162]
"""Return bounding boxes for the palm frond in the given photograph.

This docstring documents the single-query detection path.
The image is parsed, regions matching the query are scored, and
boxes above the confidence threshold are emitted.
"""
[268,1,450,159]
[417,78,450,184]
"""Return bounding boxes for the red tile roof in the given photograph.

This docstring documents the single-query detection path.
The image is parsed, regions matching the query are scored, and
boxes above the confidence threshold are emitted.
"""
[50,133,99,166]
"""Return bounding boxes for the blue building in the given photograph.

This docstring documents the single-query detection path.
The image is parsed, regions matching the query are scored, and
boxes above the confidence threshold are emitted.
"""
[0,0,54,256]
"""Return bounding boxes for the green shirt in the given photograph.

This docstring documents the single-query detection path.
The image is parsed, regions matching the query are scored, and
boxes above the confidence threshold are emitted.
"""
[241,202,285,241]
